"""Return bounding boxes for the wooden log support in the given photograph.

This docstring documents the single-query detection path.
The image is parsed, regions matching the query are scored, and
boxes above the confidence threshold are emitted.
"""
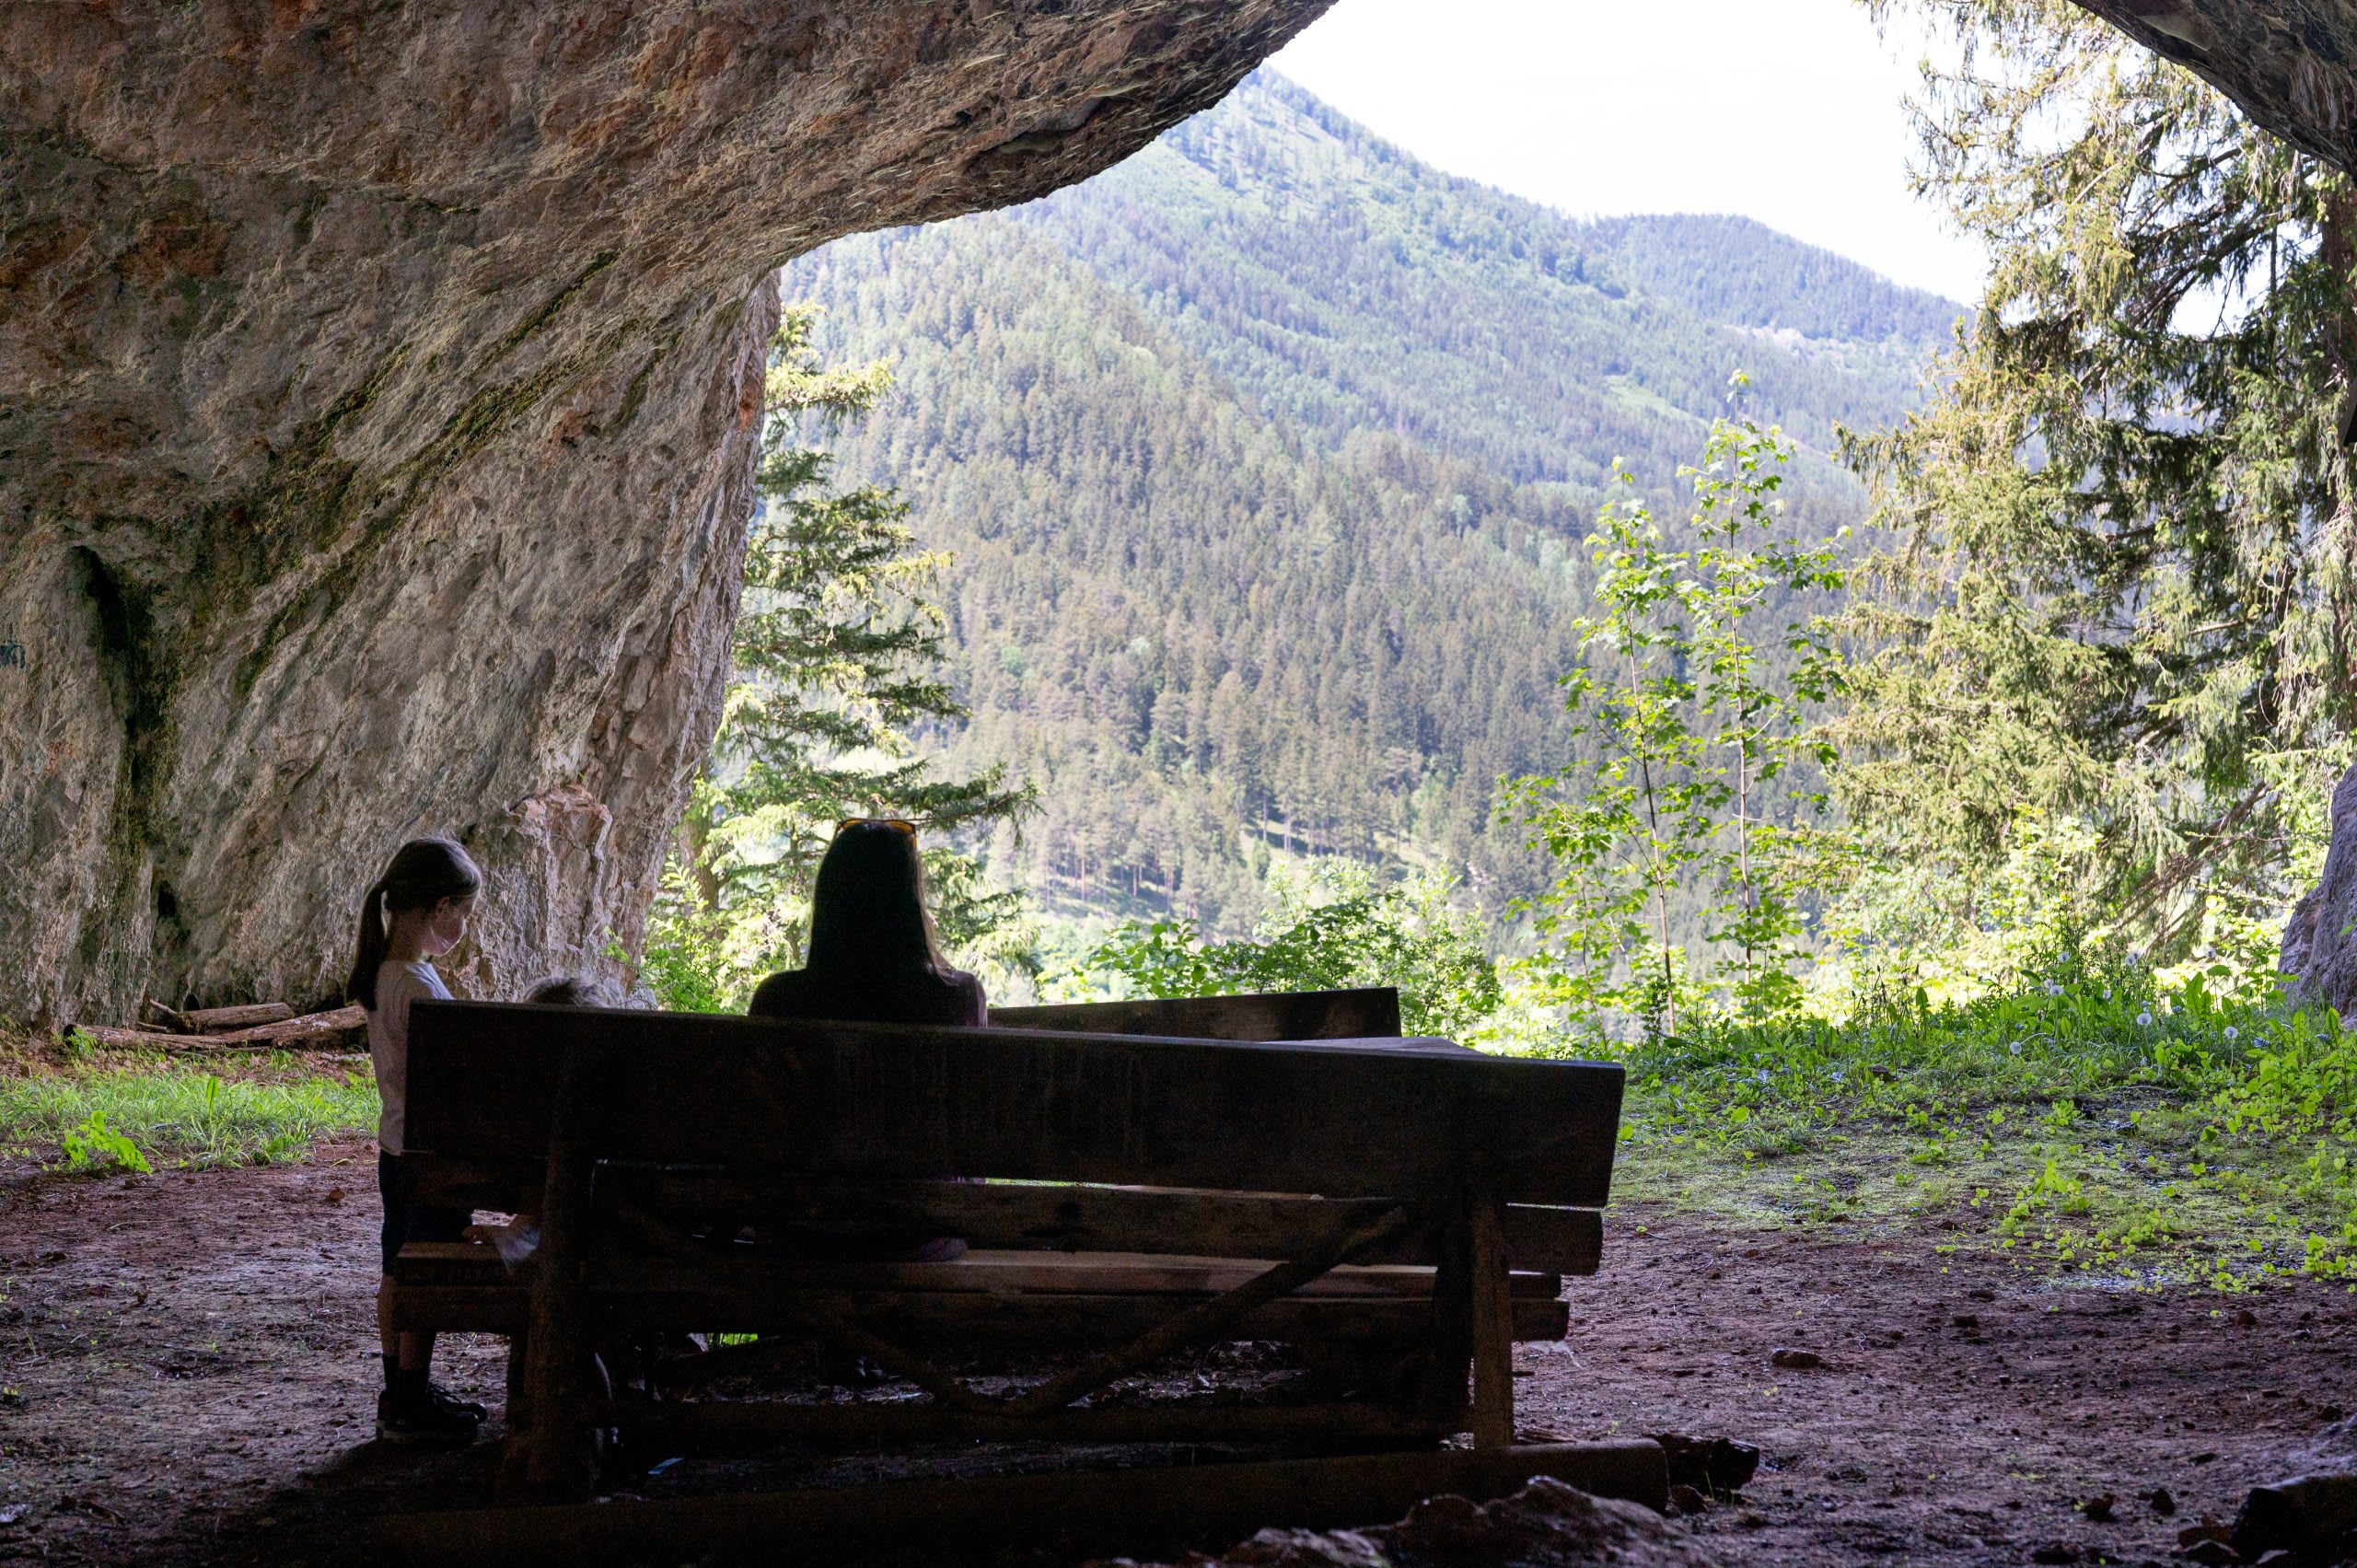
[385,1280,1571,1346]
[1419,1189,1476,1423]
[392,1240,1565,1303]
[1003,1204,1418,1416]
[505,1326,532,1433]
[498,1055,601,1504]
[1468,1190,1515,1449]
[376,1440,1671,1565]
[582,1396,1452,1452]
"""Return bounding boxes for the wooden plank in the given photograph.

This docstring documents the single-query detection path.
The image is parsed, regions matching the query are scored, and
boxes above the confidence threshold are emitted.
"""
[597,1169,1608,1273]
[375,1441,1671,1564]
[394,1241,1562,1300]
[385,1284,1571,1346]
[389,1154,542,1213]
[389,1164,1608,1276]
[405,1002,1623,1206]
[396,1245,1555,1301]
[991,987,1401,1041]
[1468,1193,1515,1450]
[1507,1204,1605,1277]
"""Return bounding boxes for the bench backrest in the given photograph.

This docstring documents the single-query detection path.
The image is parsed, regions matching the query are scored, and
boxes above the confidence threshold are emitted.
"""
[404,1001,1620,1207]
[990,987,1401,1041]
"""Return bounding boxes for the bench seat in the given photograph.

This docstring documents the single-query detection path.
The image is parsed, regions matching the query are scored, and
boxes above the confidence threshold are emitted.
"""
[389,1241,1572,1343]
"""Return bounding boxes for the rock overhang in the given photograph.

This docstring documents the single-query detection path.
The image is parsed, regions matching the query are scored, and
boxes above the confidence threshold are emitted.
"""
[0,1,1333,1024]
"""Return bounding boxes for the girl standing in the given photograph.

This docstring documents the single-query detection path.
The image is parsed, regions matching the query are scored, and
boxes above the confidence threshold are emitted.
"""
[349,837,485,1445]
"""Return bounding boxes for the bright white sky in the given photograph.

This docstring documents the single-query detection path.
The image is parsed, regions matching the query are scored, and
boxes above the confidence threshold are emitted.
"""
[1268,0,1991,305]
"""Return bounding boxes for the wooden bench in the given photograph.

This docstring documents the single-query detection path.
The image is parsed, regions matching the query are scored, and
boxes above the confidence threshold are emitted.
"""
[386,987,1625,1504]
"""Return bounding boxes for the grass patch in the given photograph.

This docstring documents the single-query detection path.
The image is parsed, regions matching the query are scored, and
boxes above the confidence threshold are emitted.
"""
[1526,953,2357,1288]
[0,1043,377,1173]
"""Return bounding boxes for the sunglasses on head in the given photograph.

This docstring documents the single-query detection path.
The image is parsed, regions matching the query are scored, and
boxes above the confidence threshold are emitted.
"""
[836,818,918,837]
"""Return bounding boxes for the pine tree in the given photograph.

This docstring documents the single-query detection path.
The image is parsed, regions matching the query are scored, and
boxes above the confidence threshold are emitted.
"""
[1838,0,2357,948]
[647,306,1035,1006]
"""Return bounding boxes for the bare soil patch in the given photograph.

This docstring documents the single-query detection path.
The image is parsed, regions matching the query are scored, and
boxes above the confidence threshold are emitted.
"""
[2,1142,2350,1565]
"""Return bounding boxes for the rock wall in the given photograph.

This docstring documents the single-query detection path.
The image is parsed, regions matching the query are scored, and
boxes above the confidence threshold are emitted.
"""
[2280,762,2357,1015]
[0,2,1329,1026]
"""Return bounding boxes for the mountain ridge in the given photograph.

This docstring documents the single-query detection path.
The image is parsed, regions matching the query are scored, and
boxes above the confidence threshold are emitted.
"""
[778,70,1955,935]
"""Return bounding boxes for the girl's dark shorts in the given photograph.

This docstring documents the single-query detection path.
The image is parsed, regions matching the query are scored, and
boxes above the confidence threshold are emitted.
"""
[377,1148,470,1275]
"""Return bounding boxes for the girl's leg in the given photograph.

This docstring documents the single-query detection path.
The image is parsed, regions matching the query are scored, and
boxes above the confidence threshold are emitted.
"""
[377,1276,431,1368]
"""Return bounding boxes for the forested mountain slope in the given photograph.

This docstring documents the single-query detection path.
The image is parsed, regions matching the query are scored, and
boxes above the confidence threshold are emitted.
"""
[779,71,1961,934]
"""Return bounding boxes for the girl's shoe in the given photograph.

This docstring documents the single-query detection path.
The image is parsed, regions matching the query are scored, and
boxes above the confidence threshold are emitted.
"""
[376,1386,482,1445]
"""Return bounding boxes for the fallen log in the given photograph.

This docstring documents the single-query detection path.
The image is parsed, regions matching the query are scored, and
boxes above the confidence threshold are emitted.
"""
[375,1439,1668,1565]
[75,1005,366,1053]
[182,1002,297,1033]
[138,999,299,1035]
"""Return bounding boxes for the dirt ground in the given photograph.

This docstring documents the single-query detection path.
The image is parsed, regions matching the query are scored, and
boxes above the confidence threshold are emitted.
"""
[3,1136,2352,1566]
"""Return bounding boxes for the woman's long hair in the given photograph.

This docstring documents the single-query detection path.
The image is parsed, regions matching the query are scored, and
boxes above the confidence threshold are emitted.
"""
[806,822,946,976]
[347,837,482,1009]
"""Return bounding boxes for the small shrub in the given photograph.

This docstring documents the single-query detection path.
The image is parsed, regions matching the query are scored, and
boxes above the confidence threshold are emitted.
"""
[60,1110,150,1174]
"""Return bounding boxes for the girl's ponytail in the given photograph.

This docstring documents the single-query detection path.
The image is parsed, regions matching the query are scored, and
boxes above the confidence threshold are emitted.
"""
[346,838,483,1009]
[347,880,393,1008]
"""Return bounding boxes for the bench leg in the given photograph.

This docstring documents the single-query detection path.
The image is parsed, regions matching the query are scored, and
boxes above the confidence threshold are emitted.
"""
[1421,1194,1475,1423]
[1469,1191,1515,1449]
[498,1061,600,1504]
[504,1327,530,1433]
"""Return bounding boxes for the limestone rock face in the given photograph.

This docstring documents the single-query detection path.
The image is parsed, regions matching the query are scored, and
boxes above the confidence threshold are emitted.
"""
[0,2,1329,1025]
[2281,761,2357,1016]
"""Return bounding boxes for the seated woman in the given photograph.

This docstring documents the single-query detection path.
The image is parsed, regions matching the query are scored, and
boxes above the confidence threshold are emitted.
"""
[748,819,986,1028]
[747,819,982,1265]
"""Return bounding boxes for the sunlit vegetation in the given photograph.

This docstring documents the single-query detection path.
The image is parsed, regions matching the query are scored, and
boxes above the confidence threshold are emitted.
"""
[0,1035,376,1173]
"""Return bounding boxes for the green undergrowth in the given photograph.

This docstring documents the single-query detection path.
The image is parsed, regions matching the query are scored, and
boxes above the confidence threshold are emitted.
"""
[0,1038,377,1173]
[1524,955,2357,1289]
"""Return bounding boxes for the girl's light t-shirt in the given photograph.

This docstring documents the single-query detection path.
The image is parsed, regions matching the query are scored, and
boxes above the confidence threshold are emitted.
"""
[366,958,450,1154]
